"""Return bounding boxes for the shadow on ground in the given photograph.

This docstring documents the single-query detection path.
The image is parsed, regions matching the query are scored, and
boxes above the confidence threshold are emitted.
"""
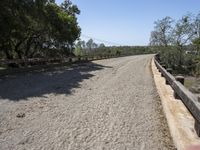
[0,62,112,101]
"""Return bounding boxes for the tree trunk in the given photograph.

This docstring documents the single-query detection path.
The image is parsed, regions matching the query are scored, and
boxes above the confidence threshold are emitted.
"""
[14,40,24,59]
[178,45,183,67]
[3,49,13,59]
[25,38,32,57]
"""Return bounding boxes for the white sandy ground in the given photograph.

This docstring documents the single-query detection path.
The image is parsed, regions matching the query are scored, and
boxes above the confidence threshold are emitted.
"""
[152,58,200,150]
[0,55,175,150]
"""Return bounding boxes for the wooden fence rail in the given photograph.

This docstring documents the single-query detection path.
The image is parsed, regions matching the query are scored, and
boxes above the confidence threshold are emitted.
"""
[0,54,118,67]
[154,55,200,137]
[0,55,117,76]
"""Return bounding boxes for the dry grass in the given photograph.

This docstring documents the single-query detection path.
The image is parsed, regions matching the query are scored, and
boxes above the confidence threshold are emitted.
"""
[184,77,196,89]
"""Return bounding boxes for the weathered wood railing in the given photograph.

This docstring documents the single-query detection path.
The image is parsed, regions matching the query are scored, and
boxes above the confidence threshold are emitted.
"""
[154,54,200,137]
[0,54,118,76]
[0,55,116,66]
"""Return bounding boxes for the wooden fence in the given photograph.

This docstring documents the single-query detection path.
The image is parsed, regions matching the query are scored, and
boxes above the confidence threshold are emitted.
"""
[0,55,117,76]
[154,54,200,137]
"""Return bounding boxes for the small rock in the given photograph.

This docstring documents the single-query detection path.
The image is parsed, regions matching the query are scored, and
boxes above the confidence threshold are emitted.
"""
[16,113,25,118]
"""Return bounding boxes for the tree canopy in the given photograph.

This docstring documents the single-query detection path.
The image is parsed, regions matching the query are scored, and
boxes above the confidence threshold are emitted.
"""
[150,12,200,75]
[150,13,200,47]
[0,0,81,59]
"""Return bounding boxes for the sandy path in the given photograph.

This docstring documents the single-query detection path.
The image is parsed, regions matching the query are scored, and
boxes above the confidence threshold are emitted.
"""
[0,55,175,150]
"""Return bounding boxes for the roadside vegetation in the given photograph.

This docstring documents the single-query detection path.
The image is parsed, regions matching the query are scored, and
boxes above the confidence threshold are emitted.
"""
[0,1,200,80]
[74,39,155,57]
[0,0,81,60]
[0,0,155,69]
[149,12,200,93]
[149,13,200,76]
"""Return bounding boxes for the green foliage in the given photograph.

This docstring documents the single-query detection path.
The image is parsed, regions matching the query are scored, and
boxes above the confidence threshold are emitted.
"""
[150,17,174,46]
[0,0,81,60]
[152,46,197,75]
[150,12,200,76]
[193,54,200,76]
[74,39,156,57]
[193,38,200,45]
[192,38,200,75]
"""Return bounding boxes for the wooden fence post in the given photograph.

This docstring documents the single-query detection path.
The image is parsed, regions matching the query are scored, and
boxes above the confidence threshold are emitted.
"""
[198,96,200,103]
[156,53,160,62]
[174,76,185,99]
[161,65,166,77]
[166,68,172,74]
[165,68,173,85]
[162,65,166,69]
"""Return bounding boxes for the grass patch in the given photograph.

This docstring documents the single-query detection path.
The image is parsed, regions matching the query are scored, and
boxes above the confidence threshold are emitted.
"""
[184,77,196,89]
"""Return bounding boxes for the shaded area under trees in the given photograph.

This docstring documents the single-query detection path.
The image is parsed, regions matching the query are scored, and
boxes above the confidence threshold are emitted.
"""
[0,0,81,60]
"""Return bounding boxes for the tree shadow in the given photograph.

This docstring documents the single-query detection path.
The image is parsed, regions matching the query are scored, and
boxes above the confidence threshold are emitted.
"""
[0,62,112,101]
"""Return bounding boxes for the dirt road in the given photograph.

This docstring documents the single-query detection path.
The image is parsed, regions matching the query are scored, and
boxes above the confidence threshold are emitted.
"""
[0,55,175,150]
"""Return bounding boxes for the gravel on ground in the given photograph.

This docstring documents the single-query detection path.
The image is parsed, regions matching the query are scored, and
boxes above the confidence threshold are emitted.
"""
[0,55,175,150]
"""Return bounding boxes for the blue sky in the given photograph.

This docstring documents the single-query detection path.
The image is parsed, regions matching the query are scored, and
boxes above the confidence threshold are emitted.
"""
[56,0,200,46]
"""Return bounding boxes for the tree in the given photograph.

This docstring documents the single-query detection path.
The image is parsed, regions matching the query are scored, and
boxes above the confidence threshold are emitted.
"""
[150,13,200,75]
[0,0,81,60]
[86,39,94,51]
[149,31,160,46]
[193,37,200,54]
[92,43,98,49]
[172,14,195,47]
[74,40,85,56]
[150,17,174,46]
[194,13,200,38]
[193,37,200,75]
[171,14,196,66]
[99,43,106,48]
[45,3,80,55]
[80,40,86,49]
[61,0,80,16]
